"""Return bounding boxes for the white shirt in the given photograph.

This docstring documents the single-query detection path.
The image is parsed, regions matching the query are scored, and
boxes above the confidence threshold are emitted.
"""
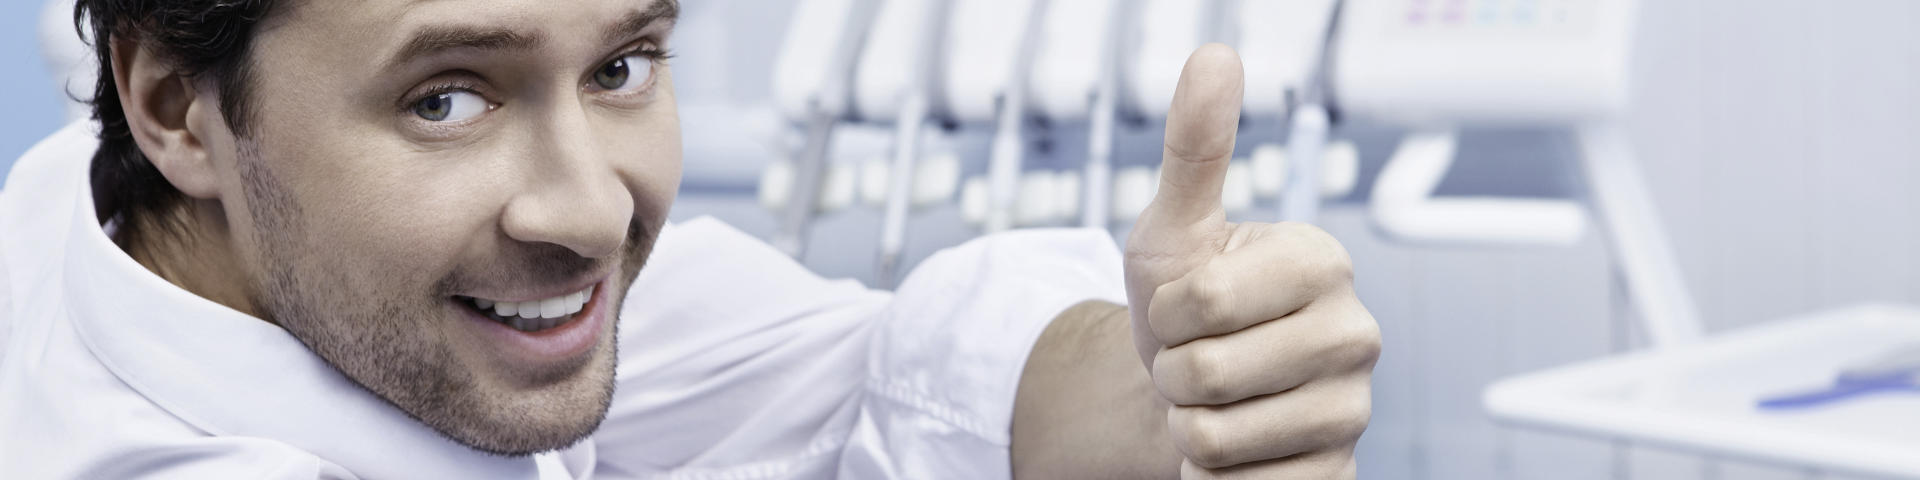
[0,121,1127,479]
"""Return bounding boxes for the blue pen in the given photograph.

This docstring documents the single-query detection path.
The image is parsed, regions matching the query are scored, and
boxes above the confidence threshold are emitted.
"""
[1757,369,1920,410]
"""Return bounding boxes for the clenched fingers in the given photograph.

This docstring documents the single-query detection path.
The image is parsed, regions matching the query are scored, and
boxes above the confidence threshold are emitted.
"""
[1180,448,1359,480]
[1165,376,1372,470]
[1151,296,1378,406]
[1145,222,1354,348]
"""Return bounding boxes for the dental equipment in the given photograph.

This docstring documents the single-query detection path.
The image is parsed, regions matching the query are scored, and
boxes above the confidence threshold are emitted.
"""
[859,0,949,287]
[1234,0,1334,125]
[943,0,1047,236]
[1330,0,1698,347]
[1239,140,1358,209]
[1029,0,1129,229]
[1370,131,1587,246]
[1123,0,1213,126]
[1328,0,1914,475]
[1230,0,1360,219]
[1102,0,1214,223]
[1282,0,1344,224]
[1333,0,1693,341]
[1487,305,1920,478]
[769,0,882,258]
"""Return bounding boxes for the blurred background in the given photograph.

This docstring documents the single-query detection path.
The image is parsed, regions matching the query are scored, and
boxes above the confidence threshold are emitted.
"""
[8,0,1919,479]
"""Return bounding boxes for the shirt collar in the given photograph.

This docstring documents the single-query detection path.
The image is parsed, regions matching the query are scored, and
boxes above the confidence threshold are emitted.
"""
[51,126,584,478]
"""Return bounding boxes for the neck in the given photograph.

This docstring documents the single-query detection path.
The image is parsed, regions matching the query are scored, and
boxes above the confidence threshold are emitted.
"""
[117,200,269,322]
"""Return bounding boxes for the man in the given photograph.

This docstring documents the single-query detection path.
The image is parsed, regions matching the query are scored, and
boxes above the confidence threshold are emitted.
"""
[0,0,1379,478]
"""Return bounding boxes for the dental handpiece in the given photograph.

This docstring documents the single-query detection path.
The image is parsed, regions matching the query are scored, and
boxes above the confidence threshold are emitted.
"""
[773,109,838,258]
[769,0,882,258]
[1281,105,1328,224]
[1280,0,1342,224]
[876,94,929,287]
[869,0,950,288]
[1080,0,1128,230]
[982,0,1051,234]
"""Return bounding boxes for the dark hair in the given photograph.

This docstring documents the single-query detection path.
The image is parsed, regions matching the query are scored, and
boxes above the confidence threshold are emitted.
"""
[75,0,276,241]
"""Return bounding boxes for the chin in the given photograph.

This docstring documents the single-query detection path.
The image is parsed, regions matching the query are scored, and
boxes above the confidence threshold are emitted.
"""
[440,336,619,457]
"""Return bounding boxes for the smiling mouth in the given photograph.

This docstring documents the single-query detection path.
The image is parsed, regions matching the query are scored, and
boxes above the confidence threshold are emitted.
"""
[454,284,595,333]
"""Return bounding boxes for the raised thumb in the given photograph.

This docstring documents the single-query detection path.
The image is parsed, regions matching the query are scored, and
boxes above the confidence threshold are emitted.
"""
[1143,43,1242,232]
[1124,43,1244,368]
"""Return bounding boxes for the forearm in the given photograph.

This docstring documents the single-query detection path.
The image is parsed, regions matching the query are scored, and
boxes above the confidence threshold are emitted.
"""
[1011,300,1181,479]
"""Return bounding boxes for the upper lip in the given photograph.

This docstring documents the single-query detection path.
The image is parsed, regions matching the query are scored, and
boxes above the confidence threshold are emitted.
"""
[456,270,612,303]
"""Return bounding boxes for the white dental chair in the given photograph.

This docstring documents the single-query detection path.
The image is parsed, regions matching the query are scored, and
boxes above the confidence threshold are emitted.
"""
[1319,0,1920,476]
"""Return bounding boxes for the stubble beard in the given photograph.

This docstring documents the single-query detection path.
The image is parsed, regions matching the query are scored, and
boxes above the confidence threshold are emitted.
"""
[232,138,625,456]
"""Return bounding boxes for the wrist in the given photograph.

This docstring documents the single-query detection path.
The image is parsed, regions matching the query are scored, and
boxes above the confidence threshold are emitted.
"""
[1012,300,1181,479]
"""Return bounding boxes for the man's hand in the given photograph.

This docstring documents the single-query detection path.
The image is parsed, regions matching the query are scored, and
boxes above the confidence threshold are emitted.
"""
[1010,44,1378,480]
[1124,44,1380,478]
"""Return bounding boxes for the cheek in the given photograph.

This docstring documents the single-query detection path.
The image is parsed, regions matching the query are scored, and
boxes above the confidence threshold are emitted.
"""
[253,133,488,298]
[645,98,685,215]
[340,171,494,294]
[237,77,473,293]
[636,135,681,220]
[604,101,682,224]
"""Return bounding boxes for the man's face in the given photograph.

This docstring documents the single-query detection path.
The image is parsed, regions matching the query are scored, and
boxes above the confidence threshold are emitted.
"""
[210,0,680,454]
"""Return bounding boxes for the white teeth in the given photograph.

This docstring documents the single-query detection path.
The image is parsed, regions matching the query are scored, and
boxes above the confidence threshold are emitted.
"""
[470,285,596,331]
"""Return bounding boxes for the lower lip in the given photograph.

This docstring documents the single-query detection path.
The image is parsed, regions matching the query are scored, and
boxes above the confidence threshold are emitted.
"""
[455,280,609,365]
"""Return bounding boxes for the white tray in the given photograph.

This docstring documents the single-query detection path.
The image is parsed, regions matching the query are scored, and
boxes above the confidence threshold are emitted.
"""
[1484,303,1920,478]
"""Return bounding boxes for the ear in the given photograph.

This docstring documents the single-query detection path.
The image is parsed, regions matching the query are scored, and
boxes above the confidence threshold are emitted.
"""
[111,36,230,200]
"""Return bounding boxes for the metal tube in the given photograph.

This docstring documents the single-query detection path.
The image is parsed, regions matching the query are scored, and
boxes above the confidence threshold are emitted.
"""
[773,110,838,258]
[876,95,929,287]
[1081,0,1131,229]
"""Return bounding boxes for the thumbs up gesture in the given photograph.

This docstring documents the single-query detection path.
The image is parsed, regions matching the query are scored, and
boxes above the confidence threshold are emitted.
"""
[1124,44,1380,478]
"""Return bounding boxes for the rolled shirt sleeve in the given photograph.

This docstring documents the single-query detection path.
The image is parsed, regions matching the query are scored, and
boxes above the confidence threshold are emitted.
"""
[589,218,1126,479]
[837,229,1127,479]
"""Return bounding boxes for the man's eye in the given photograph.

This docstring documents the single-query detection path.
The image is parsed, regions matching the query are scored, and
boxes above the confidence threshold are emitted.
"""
[413,91,487,122]
[592,54,655,91]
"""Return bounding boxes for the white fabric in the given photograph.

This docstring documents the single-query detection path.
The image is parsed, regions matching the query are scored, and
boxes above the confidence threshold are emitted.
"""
[0,120,1128,479]
[0,207,9,355]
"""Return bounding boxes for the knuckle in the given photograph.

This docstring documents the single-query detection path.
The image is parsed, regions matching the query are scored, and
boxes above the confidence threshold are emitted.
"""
[1279,222,1355,286]
[1337,314,1384,369]
[1186,269,1237,333]
[1293,383,1373,452]
[1323,455,1360,480]
[1180,463,1219,480]
[1182,345,1235,404]
[1308,248,1355,289]
[1297,449,1359,479]
[1173,408,1236,468]
[1307,303,1380,373]
[1334,393,1373,444]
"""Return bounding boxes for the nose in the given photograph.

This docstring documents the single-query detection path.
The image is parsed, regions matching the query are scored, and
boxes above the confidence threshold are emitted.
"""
[500,109,634,259]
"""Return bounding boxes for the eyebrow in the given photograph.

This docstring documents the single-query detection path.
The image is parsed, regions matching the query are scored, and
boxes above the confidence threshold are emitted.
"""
[603,0,680,47]
[384,0,679,69]
[385,27,544,69]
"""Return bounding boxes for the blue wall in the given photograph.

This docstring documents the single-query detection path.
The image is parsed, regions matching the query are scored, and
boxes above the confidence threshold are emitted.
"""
[0,1,68,184]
